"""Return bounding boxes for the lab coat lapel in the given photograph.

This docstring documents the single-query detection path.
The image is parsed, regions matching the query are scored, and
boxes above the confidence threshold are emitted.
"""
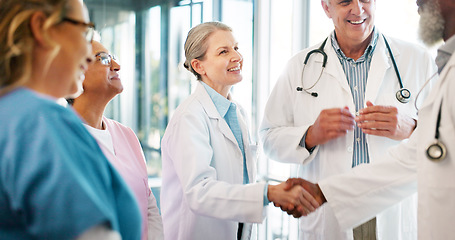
[195,82,238,147]
[321,38,353,96]
[419,54,455,110]
[364,37,391,103]
[236,104,255,182]
[420,54,455,110]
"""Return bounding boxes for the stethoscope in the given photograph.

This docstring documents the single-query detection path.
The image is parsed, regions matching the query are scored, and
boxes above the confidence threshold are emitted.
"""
[413,71,445,162]
[426,100,446,161]
[297,35,411,104]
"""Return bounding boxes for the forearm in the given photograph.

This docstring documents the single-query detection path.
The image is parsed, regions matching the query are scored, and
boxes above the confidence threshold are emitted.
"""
[302,126,318,150]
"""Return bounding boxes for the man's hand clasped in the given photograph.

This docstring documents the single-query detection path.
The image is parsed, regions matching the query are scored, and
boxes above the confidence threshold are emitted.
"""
[268,178,326,218]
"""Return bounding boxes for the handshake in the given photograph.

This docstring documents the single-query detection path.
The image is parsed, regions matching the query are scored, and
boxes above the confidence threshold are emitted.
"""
[267,178,327,218]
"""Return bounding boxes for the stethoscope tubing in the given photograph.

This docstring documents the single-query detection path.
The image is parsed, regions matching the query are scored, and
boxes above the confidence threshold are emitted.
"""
[297,34,411,103]
[298,34,444,161]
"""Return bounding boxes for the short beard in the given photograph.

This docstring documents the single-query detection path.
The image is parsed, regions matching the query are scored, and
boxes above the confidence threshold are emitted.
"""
[418,1,445,46]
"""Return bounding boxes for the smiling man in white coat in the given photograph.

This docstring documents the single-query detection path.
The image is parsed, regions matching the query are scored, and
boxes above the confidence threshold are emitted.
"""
[285,0,455,239]
[260,0,437,239]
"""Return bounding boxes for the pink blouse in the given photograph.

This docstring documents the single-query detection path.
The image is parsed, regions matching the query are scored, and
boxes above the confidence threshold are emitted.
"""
[85,117,163,240]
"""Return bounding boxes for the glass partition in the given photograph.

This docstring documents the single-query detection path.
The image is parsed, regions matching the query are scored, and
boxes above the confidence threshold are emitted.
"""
[222,0,254,131]
[140,6,163,177]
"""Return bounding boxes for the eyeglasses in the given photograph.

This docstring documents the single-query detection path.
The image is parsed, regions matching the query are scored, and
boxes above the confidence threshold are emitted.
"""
[95,52,117,67]
[62,17,95,43]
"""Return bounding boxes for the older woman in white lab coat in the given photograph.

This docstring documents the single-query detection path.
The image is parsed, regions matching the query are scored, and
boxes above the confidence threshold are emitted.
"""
[160,22,319,240]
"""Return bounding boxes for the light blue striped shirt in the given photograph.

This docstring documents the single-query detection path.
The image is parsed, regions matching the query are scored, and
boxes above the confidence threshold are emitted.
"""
[331,29,379,167]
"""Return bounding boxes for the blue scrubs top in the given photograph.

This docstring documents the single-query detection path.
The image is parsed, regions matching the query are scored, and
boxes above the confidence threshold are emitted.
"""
[0,88,141,240]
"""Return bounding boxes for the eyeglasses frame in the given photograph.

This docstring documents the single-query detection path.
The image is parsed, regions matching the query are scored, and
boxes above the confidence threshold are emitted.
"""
[95,52,118,67]
[62,17,95,43]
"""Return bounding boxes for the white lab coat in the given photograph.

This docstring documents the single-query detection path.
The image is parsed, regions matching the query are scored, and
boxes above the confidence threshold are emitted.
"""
[319,46,455,240]
[161,82,266,240]
[260,34,436,240]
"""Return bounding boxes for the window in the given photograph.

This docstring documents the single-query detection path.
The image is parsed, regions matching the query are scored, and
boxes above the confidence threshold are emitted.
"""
[222,0,254,126]
[86,0,254,177]
[140,6,162,177]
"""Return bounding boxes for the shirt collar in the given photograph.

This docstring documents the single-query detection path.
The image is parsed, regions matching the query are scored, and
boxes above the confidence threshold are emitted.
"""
[331,27,379,62]
[201,81,232,118]
[436,35,455,71]
[439,34,455,56]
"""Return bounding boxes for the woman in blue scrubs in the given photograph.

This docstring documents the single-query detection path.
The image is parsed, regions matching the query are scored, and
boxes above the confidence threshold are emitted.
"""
[0,0,141,239]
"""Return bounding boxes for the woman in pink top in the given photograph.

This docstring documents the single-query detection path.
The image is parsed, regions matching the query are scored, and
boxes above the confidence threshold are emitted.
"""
[70,40,164,240]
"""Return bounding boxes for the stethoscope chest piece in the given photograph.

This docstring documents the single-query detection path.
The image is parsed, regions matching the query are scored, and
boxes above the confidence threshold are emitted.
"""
[426,99,445,162]
[396,88,411,103]
[426,141,447,162]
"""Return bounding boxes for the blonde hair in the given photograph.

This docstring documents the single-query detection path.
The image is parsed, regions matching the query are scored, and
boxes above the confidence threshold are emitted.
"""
[183,21,232,80]
[0,0,69,96]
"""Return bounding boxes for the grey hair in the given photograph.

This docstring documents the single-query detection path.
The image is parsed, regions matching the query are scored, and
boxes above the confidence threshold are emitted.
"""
[183,21,232,80]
